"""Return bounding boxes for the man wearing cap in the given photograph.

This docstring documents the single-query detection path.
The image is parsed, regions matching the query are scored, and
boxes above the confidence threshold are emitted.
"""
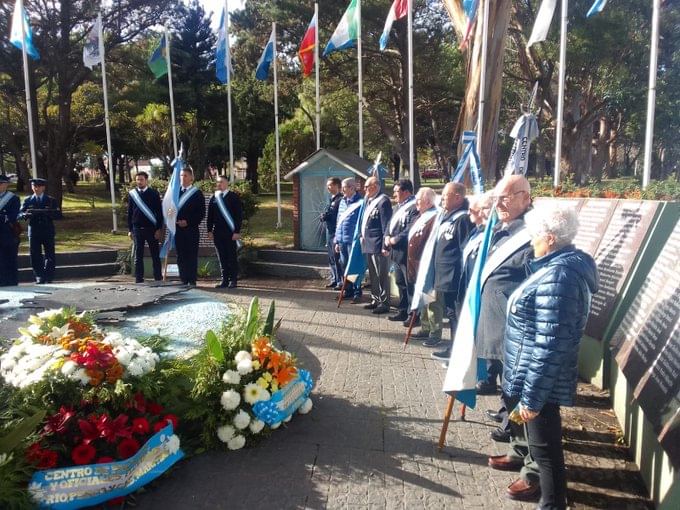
[0,175,21,286]
[174,167,205,286]
[127,172,164,283]
[207,175,243,288]
[19,178,62,284]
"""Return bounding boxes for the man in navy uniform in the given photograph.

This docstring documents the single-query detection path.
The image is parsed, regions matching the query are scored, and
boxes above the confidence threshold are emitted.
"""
[174,167,205,286]
[127,171,163,283]
[19,178,61,284]
[320,177,343,289]
[383,179,418,322]
[333,177,363,303]
[207,175,243,288]
[360,176,393,314]
[0,175,21,286]
[429,182,473,358]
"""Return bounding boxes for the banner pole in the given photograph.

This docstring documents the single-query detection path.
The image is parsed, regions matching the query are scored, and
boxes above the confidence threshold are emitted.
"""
[165,27,179,159]
[553,0,568,188]
[407,0,415,184]
[273,22,282,229]
[19,0,38,180]
[225,0,235,183]
[357,0,363,158]
[642,0,660,190]
[315,2,321,150]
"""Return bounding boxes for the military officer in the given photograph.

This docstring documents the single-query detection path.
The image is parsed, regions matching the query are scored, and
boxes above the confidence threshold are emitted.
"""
[127,172,164,283]
[174,168,205,286]
[0,175,21,286]
[383,179,418,322]
[19,178,61,284]
[207,175,243,288]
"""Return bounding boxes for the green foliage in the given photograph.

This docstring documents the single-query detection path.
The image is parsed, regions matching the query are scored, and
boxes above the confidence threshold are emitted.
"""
[530,177,680,200]
[263,302,276,338]
[0,411,46,455]
[244,297,260,344]
[205,330,225,364]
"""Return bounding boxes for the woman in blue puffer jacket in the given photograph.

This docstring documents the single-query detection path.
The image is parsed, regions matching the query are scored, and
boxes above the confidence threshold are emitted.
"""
[502,203,599,510]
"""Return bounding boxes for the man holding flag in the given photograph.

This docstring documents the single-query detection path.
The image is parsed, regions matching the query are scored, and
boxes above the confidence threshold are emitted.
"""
[127,172,163,283]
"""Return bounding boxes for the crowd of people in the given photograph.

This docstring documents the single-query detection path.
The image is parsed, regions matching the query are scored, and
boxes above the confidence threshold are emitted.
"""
[319,173,599,510]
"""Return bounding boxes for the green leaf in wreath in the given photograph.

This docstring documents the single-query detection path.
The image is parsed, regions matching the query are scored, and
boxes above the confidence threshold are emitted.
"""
[244,297,260,342]
[263,301,276,337]
[205,330,225,363]
[0,410,46,454]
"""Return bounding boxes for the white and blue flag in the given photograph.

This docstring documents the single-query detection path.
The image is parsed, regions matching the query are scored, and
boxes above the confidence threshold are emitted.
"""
[10,0,40,60]
[323,0,360,57]
[255,26,275,81]
[586,0,608,17]
[451,131,484,195]
[160,150,183,258]
[216,7,233,84]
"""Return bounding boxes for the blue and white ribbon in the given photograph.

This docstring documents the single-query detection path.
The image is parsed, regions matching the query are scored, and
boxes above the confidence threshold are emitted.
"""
[586,0,608,18]
[451,131,484,195]
[129,189,158,226]
[215,190,243,250]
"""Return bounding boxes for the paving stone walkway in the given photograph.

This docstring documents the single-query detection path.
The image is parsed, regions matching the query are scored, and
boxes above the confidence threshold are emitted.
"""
[127,278,650,509]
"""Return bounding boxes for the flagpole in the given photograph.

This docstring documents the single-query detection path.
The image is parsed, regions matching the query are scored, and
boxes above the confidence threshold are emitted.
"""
[357,0,364,158]
[553,0,568,188]
[273,22,282,229]
[477,0,489,154]
[407,0,415,184]
[315,2,321,150]
[165,27,179,159]
[642,0,660,190]
[19,0,38,180]
[225,0,235,183]
[98,13,118,232]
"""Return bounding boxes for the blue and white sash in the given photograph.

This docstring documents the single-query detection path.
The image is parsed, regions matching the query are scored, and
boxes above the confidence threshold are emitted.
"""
[335,199,363,235]
[215,191,242,249]
[388,197,416,235]
[360,194,389,235]
[480,227,531,287]
[177,186,199,213]
[407,208,438,241]
[129,189,157,226]
[0,191,15,212]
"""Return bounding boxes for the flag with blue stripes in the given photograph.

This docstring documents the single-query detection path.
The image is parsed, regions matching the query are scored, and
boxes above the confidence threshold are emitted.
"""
[587,0,608,18]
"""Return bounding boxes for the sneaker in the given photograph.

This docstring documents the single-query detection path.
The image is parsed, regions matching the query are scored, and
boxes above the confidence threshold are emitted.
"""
[422,337,443,347]
[431,347,451,361]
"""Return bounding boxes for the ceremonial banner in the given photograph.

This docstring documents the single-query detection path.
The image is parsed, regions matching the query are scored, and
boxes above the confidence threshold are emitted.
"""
[503,113,539,176]
[299,13,317,77]
[587,0,608,17]
[216,7,233,84]
[160,155,183,258]
[28,424,183,510]
[253,369,314,425]
[255,26,276,80]
[527,0,557,47]
[10,0,40,60]
[344,199,367,284]
[379,0,408,51]
[452,131,484,194]
[82,16,101,69]
[323,0,360,56]
[460,0,480,48]
[148,34,168,79]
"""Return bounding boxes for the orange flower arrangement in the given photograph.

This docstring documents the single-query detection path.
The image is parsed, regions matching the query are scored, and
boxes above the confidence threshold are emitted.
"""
[251,338,299,388]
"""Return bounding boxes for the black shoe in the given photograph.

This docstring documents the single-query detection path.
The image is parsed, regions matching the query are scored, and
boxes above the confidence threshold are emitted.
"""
[388,311,408,322]
[227,281,237,289]
[325,283,337,288]
[431,347,451,361]
[363,302,378,310]
[403,315,421,328]
[491,428,511,443]
[372,304,389,315]
[351,296,362,304]
[422,336,443,347]
[475,381,498,395]
[36,278,46,284]
[486,410,503,423]
[410,329,429,339]
[135,279,144,284]
[215,281,228,288]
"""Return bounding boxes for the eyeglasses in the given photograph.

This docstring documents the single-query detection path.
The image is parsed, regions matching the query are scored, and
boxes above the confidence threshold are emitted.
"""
[492,190,527,206]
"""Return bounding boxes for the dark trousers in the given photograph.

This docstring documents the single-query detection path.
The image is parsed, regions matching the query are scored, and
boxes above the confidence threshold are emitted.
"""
[365,252,389,306]
[438,290,458,341]
[393,261,410,312]
[485,359,503,386]
[527,404,566,509]
[175,227,199,284]
[132,226,161,282]
[327,236,342,285]
[214,233,238,284]
[338,242,361,298]
[29,231,55,282]
[0,236,19,286]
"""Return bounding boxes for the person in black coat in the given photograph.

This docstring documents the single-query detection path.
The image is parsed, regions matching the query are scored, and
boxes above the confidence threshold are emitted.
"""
[19,178,62,284]
[127,171,163,283]
[174,168,205,286]
[320,177,343,289]
[207,175,243,288]
[383,179,418,322]
[0,175,21,286]
[360,176,393,314]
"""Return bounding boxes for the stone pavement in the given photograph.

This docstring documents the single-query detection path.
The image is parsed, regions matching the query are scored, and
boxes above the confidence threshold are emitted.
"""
[129,277,651,509]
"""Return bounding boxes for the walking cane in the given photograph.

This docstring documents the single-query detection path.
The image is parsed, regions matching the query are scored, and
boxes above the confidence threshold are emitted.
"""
[337,278,348,308]
[402,311,417,348]
[438,394,455,450]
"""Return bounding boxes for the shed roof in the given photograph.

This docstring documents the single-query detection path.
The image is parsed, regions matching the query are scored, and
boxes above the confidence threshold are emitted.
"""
[284,149,373,180]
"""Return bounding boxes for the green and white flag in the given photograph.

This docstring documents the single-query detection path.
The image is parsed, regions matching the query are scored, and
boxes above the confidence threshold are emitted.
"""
[323,0,360,57]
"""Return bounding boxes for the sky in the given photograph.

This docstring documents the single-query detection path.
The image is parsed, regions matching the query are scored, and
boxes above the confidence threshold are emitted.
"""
[198,0,245,29]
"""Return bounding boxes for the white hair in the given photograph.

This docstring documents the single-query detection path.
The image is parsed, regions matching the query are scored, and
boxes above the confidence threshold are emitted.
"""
[417,187,436,206]
[524,202,579,249]
[341,177,356,190]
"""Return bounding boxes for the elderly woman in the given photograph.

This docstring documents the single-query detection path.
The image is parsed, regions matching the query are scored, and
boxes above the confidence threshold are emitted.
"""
[502,203,599,510]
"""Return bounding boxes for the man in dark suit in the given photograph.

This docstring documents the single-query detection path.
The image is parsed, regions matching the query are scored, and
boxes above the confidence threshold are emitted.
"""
[207,175,243,288]
[19,178,61,284]
[383,179,418,322]
[360,176,392,314]
[127,171,163,283]
[320,177,343,289]
[174,168,205,286]
[0,175,21,286]
[429,182,473,357]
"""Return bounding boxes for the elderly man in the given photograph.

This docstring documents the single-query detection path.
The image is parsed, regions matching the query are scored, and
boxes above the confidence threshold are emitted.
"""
[384,179,418,322]
[334,177,363,303]
[0,175,20,286]
[175,167,205,286]
[407,187,439,334]
[360,176,392,314]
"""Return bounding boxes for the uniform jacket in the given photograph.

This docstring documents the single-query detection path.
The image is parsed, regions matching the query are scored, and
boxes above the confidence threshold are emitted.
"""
[433,200,473,294]
[407,211,437,283]
[320,192,343,238]
[360,193,392,255]
[20,194,62,236]
[207,190,243,236]
[127,187,163,231]
[502,246,599,411]
[386,197,418,266]
[0,192,20,246]
[333,193,362,245]
[176,187,206,233]
[476,216,534,360]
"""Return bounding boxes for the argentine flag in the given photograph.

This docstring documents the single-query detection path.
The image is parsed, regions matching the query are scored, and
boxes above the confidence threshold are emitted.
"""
[323,0,360,57]
[10,0,40,60]
[216,7,233,84]
[586,0,608,17]
[255,26,275,81]
[160,152,183,258]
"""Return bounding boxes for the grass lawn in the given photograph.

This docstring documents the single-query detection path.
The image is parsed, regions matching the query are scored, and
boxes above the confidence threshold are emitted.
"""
[246,192,294,249]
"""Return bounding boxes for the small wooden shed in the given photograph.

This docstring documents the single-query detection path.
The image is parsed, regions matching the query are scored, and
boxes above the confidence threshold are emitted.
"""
[284,149,372,251]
